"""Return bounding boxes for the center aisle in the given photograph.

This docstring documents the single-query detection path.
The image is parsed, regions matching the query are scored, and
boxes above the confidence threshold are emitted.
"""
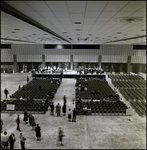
[52,78,76,114]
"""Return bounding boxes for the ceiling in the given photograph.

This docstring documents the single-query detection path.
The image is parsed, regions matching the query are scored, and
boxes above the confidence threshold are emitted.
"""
[1,1,146,45]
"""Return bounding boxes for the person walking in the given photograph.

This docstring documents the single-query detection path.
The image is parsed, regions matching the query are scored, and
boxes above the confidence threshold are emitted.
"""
[26,76,29,83]
[8,133,16,150]
[50,102,54,116]
[56,103,61,116]
[4,88,9,99]
[35,124,41,141]
[20,132,26,150]
[57,127,65,146]
[72,108,76,122]
[1,131,9,149]
[62,104,66,116]
[23,110,28,125]
[16,114,21,131]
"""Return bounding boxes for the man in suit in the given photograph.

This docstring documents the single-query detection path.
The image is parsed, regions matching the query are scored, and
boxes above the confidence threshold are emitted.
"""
[4,88,9,99]
[56,103,61,116]
[16,114,21,131]
[8,133,16,150]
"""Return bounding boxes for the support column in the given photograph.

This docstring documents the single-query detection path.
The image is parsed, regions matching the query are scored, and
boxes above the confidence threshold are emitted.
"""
[70,55,73,70]
[42,55,46,69]
[13,55,17,73]
[99,55,101,68]
[70,45,73,70]
[120,64,123,72]
[127,56,131,73]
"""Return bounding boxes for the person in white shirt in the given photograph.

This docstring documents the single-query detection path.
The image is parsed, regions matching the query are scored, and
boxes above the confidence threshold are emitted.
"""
[68,108,72,121]
[1,131,9,149]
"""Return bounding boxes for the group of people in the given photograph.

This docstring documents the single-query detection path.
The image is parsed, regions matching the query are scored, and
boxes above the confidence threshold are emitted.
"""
[1,131,16,150]
[50,95,77,123]
[1,112,41,150]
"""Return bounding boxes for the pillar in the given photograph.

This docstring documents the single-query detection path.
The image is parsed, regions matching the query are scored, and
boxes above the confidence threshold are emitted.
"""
[42,55,46,69]
[13,55,17,73]
[70,55,73,70]
[99,55,101,68]
[70,45,73,70]
[127,56,131,73]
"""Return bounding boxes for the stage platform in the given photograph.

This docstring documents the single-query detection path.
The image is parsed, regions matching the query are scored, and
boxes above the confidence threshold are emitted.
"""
[34,73,105,79]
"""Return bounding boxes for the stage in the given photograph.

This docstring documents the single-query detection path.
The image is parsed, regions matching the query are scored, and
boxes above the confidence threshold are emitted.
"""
[34,70,105,79]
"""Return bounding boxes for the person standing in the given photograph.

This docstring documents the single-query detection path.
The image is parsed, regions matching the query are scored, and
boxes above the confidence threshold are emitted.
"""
[1,119,3,133]
[28,112,32,126]
[4,88,9,99]
[18,85,21,91]
[62,104,66,116]
[56,103,61,116]
[63,95,67,105]
[50,102,54,116]
[20,132,26,150]
[26,76,29,83]
[68,108,72,122]
[23,110,28,125]
[1,131,9,149]
[72,108,76,122]
[57,127,65,146]
[35,124,41,141]
[16,114,21,131]
[8,133,16,150]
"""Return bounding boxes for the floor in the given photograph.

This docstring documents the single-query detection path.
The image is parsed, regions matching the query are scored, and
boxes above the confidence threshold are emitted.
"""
[1,72,146,149]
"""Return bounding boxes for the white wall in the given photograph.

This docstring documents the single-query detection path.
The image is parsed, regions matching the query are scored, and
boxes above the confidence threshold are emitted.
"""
[1,44,146,63]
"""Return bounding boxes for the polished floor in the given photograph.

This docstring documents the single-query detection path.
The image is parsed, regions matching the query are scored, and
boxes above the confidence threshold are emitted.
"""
[1,72,146,149]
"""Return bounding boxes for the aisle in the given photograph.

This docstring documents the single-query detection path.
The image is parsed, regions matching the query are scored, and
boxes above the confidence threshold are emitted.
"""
[53,78,76,112]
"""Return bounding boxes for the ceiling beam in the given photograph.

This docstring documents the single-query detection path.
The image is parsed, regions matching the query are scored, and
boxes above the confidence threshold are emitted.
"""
[1,1,71,44]
[104,35,146,44]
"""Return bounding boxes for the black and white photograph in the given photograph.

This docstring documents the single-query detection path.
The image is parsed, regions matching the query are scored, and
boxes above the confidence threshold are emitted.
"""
[1,1,146,149]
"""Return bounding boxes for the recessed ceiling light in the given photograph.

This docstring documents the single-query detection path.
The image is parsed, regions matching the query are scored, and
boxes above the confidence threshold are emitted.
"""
[74,22,82,24]
[140,29,146,31]
[14,29,20,30]
[11,32,16,33]
[117,17,145,23]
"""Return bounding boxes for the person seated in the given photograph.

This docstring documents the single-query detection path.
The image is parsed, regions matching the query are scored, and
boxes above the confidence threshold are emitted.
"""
[78,86,81,91]
[81,87,84,91]
[84,87,87,91]
[20,96,23,100]
[22,85,26,90]
[38,86,42,91]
